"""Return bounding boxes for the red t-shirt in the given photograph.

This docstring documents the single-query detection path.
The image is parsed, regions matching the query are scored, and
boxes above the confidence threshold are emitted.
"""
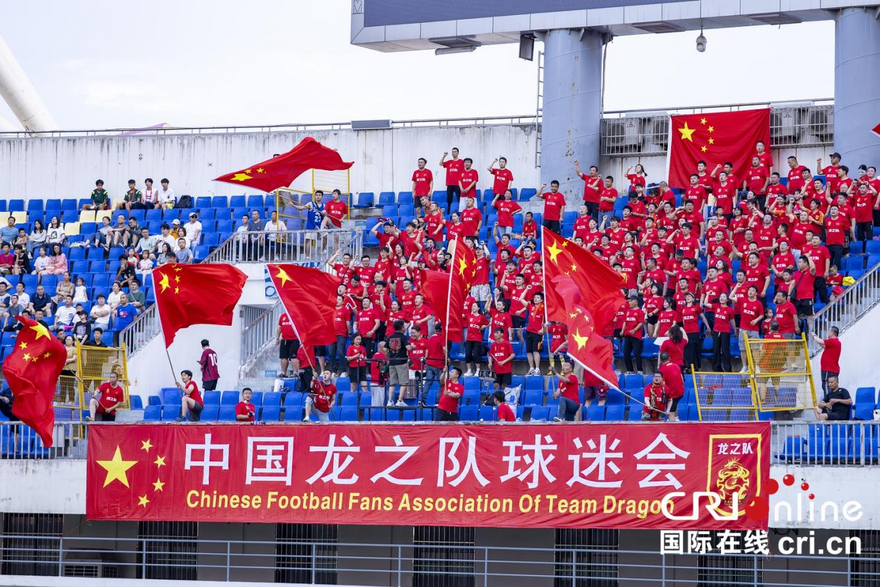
[599,187,618,212]
[442,159,465,186]
[713,183,736,214]
[740,299,764,331]
[490,168,513,196]
[622,307,644,339]
[657,310,681,337]
[556,374,579,402]
[370,351,387,382]
[643,383,667,419]
[659,361,684,399]
[235,401,256,422]
[412,168,434,197]
[438,380,463,413]
[788,165,808,193]
[490,341,514,374]
[684,185,707,208]
[497,403,516,422]
[346,344,367,368]
[660,338,686,366]
[97,382,125,413]
[774,301,797,334]
[199,348,219,382]
[540,191,566,221]
[460,169,479,198]
[746,166,769,194]
[409,338,428,370]
[680,305,702,334]
[547,323,568,352]
[278,314,297,340]
[495,199,521,227]
[325,200,348,227]
[310,379,337,412]
[581,174,601,204]
[792,270,816,301]
[465,313,488,341]
[333,307,351,337]
[526,302,544,334]
[713,305,734,334]
[355,308,380,337]
[820,338,841,373]
[183,381,202,407]
[824,216,848,246]
[822,165,840,193]
[460,207,482,236]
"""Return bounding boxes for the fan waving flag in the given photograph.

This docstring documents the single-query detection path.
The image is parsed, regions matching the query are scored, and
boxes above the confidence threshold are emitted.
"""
[421,238,477,343]
[2,316,67,446]
[667,108,770,189]
[268,264,339,348]
[214,137,354,193]
[566,305,618,389]
[152,264,247,347]
[542,227,625,331]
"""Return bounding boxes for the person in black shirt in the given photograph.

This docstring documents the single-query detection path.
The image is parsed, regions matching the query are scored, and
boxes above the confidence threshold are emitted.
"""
[814,375,853,421]
[88,328,108,348]
[31,284,50,315]
[0,385,18,421]
[385,320,412,407]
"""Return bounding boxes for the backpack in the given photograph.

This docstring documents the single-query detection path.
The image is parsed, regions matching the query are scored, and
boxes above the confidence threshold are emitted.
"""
[174,195,193,209]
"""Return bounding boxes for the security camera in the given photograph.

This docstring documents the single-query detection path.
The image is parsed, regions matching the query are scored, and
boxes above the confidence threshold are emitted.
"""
[696,32,707,53]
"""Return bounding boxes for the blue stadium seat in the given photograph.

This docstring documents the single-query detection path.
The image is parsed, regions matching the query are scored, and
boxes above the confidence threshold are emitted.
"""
[195,196,212,209]
[478,406,496,421]
[145,208,162,222]
[129,396,144,410]
[249,391,263,406]
[529,406,550,421]
[212,196,228,208]
[218,406,237,422]
[339,406,359,421]
[263,392,282,407]
[628,405,644,420]
[584,404,605,421]
[203,390,221,405]
[246,195,264,208]
[855,387,876,406]
[201,405,220,422]
[336,377,351,393]
[221,391,239,405]
[148,395,161,406]
[9,199,24,212]
[143,405,162,421]
[605,404,625,421]
[261,406,281,421]
[230,195,246,208]
[45,199,61,211]
[161,388,181,405]
[354,192,374,208]
[460,405,479,421]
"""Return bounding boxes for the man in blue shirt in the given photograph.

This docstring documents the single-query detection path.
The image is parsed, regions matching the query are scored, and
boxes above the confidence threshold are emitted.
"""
[0,217,17,245]
[113,293,139,344]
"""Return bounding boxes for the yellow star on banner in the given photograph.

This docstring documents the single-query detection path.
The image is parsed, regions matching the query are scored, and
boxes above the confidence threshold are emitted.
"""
[708,138,715,145]
[546,241,563,263]
[154,456,166,468]
[141,439,153,452]
[274,267,291,287]
[700,117,707,125]
[158,273,170,293]
[22,352,31,361]
[701,146,708,153]
[230,173,252,182]
[570,263,577,272]
[458,258,468,275]
[245,169,252,174]
[678,122,696,142]
[708,126,715,133]
[256,167,265,174]
[97,447,137,488]
[174,287,179,294]
[153,479,165,492]
[138,495,150,508]
[18,342,26,349]
[31,356,38,363]
[42,352,51,359]
[572,329,590,351]
[30,323,50,341]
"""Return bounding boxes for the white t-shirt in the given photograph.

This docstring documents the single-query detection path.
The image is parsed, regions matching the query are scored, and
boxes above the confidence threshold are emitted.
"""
[157,187,175,205]
[55,305,77,329]
[264,220,287,240]
[73,285,88,303]
[185,221,202,244]
[90,303,111,328]
[107,291,122,308]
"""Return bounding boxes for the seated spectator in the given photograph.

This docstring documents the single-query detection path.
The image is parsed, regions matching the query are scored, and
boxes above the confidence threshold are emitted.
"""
[115,255,139,287]
[91,216,113,250]
[136,227,155,254]
[491,390,516,422]
[124,217,142,247]
[0,243,14,275]
[642,372,667,421]
[11,246,29,276]
[176,369,203,422]
[174,237,193,264]
[136,250,154,279]
[31,246,49,274]
[90,294,111,330]
[303,369,336,423]
[118,179,144,211]
[40,243,68,276]
[814,375,852,421]
[30,284,51,316]
[72,310,91,344]
[107,281,123,309]
[109,214,128,246]
[0,217,17,246]
[552,361,581,422]
[142,178,157,210]
[236,387,256,422]
[1,294,23,331]
[53,272,75,304]
[54,295,77,335]
[13,228,28,252]
[27,219,47,257]
[73,276,88,303]
[14,282,29,308]
[87,327,108,347]
[127,280,146,312]
[157,178,175,208]
[84,179,111,211]
[156,242,175,265]
[86,372,124,422]
[185,212,203,245]
[46,217,66,247]
[0,282,9,308]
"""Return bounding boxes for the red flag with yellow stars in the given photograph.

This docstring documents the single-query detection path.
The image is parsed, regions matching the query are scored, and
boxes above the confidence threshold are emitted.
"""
[2,316,67,446]
[267,264,339,348]
[86,429,171,520]
[152,264,247,347]
[214,137,354,192]
[542,227,625,332]
[667,108,770,189]
[421,237,477,343]
[565,304,618,389]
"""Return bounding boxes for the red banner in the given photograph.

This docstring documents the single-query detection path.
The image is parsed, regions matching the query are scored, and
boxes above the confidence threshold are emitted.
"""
[87,423,769,530]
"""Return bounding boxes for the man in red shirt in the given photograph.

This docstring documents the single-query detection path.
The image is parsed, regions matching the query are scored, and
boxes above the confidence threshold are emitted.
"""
[598,176,618,227]
[176,369,204,422]
[659,351,684,421]
[411,157,434,212]
[642,372,667,421]
[552,361,581,422]
[743,156,769,208]
[440,148,464,212]
[304,369,336,423]
[574,160,601,220]
[789,254,817,321]
[235,387,256,422]
[817,152,842,195]
[823,205,852,274]
[786,156,808,194]
[773,291,799,339]
[737,285,764,358]
[754,140,773,173]
[537,180,565,232]
[622,296,644,374]
[460,198,482,238]
[323,189,348,229]
[491,390,517,422]
[812,327,842,394]
[276,312,300,377]
[421,323,447,407]
[684,173,708,211]
[459,158,479,204]
[487,157,513,198]
[87,371,125,422]
[436,367,463,421]
[492,189,522,236]
[488,328,514,392]
[198,339,220,391]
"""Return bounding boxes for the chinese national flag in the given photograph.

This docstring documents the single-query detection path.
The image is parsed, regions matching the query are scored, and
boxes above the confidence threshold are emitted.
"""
[542,227,625,332]
[421,238,477,343]
[267,264,339,348]
[214,137,354,193]
[565,303,618,389]
[152,264,247,347]
[667,108,770,189]
[2,316,67,446]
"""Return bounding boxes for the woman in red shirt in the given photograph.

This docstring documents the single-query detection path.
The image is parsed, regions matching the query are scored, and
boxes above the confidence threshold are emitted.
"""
[177,369,204,422]
[642,283,663,337]
[681,293,710,371]
[656,298,681,338]
[464,303,489,377]
[345,334,368,393]
[711,293,734,372]
[658,324,686,370]
[553,361,581,422]
[625,164,647,192]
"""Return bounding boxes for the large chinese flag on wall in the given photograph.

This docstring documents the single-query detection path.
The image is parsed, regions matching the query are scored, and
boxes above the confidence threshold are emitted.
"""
[667,109,770,189]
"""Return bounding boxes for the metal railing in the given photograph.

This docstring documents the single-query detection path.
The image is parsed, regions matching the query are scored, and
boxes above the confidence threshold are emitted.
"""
[203,228,364,266]
[239,302,284,380]
[808,262,880,356]
[0,534,875,586]
[0,421,88,459]
[117,303,161,357]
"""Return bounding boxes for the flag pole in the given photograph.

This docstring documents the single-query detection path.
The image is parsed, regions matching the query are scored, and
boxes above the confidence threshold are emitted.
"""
[267,263,318,374]
[540,227,552,374]
[149,267,178,383]
[442,238,458,366]
[566,353,669,416]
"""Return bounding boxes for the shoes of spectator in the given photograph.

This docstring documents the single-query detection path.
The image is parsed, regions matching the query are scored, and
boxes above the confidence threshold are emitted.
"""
[464,370,474,377]
[302,416,309,422]
[176,416,186,423]
[85,416,93,422]
[395,400,407,407]
[418,401,426,408]
[386,400,393,407]
[548,369,556,376]
[553,417,563,423]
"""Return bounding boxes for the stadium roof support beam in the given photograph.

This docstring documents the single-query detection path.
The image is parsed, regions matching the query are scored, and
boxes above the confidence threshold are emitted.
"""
[0,35,58,132]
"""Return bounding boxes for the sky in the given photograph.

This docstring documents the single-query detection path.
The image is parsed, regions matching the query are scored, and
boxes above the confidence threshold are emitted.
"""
[0,1,835,130]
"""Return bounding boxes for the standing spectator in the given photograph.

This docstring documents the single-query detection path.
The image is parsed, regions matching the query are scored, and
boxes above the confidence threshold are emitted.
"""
[60,335,78,401]
[813,375,852,421]
[488,328,514,392]
[622,296,645,374]
[463,302,488,377]
[435,367,463,422]
[322,189,349,230]
[711,293,734,372]
[440,148,465,213]
[459,158,479,207]
[236,388,256,422]
[199,339,220,391]
[264,211,287,260]
[574,160,602,220]
[642,372,667,421]
[790,255,817,324]
[411,157,434,213]
[536,181,565,232]
[84,179,110,210]
[0,385,18,422]
[176,369,203,422]
[345,334,369,394]
[385,320,411,407]
[492,189,522,237]
[73,277,88,304]
[552,361,581,422]
[491,390,516,422]
[355,297,381,356]
[329,294,351,375]
[659,351,684,421]
[421,322,446,407]
[369,341,388,407]
[523,292,544,375]
[276,312,299,378]
[487,157,514,199]
[681,292,710,370]
[0,217,17,245]
[86,371,125,422]
[303,369,336,423]
[812,327,842,394]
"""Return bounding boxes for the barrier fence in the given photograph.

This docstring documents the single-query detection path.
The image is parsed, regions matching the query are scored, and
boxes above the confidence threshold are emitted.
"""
[808,262,880,356]
[203,228,364,266]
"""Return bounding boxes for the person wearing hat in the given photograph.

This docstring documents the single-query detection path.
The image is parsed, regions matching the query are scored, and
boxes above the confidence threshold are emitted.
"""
[817,152,842,195]
[186,212,203,245]
[170,217,182,238]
